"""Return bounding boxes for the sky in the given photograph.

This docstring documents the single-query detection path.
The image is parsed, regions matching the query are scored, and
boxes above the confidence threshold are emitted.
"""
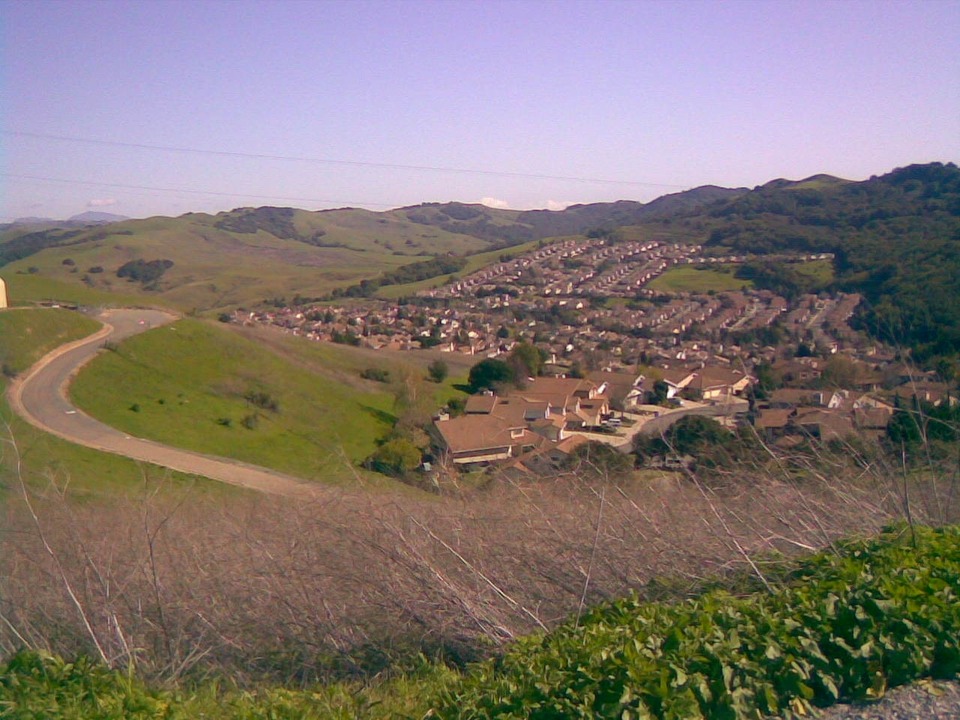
[1,0,958,221]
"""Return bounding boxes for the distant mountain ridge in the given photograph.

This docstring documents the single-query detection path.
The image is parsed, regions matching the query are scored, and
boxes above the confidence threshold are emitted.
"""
[2,162,958,362]
[68,211,130,224]
[7,211,129,228]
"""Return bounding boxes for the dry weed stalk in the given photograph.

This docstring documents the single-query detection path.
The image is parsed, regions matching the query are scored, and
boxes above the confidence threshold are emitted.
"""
[1,415,957,682]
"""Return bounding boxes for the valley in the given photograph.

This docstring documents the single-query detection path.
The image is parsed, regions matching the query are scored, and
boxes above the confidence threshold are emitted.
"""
[1,162,958,719]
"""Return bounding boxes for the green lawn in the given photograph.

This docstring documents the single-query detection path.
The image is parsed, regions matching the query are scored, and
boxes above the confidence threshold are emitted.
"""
[229,323,473,407]
[0,307,101,375]
[69,319,410,484]
[792,258,835,285]
[0,308,225,499]
[647,264,751,293]
[3,273,148,309]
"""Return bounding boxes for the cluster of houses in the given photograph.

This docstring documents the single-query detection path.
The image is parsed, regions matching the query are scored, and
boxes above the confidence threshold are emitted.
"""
[237,287,858,370]
[432,376,610,468]
[429,240,703,299]
[429,356,956,472]
[229,235,956,473]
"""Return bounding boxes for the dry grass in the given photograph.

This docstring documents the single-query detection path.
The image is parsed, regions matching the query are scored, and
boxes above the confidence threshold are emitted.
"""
[2,431,956,684]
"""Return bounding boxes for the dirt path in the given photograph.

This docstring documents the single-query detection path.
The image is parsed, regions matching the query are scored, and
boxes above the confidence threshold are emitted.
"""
[7,309,321,498]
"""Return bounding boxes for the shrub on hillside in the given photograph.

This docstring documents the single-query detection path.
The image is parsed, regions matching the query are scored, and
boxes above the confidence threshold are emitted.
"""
[364,438,422,477]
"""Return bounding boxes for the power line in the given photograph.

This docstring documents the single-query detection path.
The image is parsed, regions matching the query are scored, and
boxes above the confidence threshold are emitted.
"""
[3,129,690,189]
[0,172,396,208]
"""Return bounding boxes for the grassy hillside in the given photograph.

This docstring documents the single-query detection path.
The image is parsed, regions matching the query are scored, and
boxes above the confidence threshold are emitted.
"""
[0,191,742,312]
[0,309,224,498]
[69,319,466,483]
[0,213,421,311]
[0,308,101,376]
[646,264,751,293]
[1,272,148,309]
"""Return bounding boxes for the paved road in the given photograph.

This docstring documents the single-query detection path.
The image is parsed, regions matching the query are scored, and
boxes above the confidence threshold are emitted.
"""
[635,399,750,437]
[8,309,320,498]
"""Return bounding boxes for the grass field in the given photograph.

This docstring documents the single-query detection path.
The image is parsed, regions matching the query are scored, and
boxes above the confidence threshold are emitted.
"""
[0,308,226,499]
[2,273,148,309]
[647,264,751,293]
[1,207,505,312]
[792,258,835,285]
[230,322,475,395]
[0,307,101,375]
[69,319,466,484]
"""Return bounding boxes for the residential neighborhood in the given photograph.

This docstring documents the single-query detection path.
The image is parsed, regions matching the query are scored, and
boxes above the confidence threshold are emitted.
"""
[230,235,955,474]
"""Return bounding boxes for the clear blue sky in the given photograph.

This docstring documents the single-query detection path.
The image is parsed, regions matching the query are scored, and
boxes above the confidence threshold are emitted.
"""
[2,0,958,220]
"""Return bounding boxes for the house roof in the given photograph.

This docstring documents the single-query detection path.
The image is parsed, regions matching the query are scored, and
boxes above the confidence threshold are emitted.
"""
[795,409,855,440]
[658,366,697,387]
[465,394,498,414]
[769,388,822,406]
[755,408,793,429]
[435,414,536,455]
[690,365,752,390]
[586,370,642,403]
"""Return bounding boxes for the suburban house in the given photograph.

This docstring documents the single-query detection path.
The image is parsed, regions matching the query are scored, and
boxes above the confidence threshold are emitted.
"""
[433,397,546,466]
[433,378,610,467]
[586,370,645,410]
[685,365,753,401]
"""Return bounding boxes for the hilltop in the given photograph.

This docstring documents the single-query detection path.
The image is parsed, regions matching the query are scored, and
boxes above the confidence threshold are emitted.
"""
[2,162,958,360]
[0,189,741,311]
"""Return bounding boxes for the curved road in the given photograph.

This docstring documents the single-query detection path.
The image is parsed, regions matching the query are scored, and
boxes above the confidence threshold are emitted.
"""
[8,309,320,497]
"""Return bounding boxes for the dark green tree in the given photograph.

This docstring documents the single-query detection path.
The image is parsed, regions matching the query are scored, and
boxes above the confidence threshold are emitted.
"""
[508,342,543,379]
[427,359,449,383]
[468,358,514,392]
[364,438,422,477]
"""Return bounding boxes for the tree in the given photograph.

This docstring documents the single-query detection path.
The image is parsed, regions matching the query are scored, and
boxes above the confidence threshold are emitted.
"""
[634,415,735,468]
[565,441,635,477]
[364,438,421,477]
[507,342,542,380]
[650,379,669,405]
[668,416,731,454]
[820,356,858,389]
[753,362,782,399]
[427,359,449,384]
[467,358,514,392]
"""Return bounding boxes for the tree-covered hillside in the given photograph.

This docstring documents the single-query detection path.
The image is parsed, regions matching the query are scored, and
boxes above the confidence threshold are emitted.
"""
[685,162,960,361]
[4,162,957,361]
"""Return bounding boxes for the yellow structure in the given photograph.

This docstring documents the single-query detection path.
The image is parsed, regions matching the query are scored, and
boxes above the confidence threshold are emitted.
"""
[0,277,7,309]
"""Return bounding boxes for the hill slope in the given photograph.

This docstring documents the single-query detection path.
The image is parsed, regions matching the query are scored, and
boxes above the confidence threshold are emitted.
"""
[692,162,960,360]
[0,190,743,310]
[3,162,958,363]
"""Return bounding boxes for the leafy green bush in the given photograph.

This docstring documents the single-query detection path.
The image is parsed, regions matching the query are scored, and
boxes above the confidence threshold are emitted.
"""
[360,367,391,383]
[364,438,422,477]
[0,651,175,719]
[432,525,960,719]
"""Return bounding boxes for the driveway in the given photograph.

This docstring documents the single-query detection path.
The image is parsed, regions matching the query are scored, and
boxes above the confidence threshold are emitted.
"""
[8,308,320,498]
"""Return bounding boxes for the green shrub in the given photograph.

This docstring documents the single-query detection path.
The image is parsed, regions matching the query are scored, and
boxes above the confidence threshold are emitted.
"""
[364,438,422,477]
[432,525,960,719]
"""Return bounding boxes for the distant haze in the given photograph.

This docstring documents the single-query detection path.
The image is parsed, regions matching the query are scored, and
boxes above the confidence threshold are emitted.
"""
[2,0,958,221]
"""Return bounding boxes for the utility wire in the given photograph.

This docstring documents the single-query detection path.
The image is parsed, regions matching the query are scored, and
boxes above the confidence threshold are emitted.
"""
[0,172,396,208]
[3,129,690,189]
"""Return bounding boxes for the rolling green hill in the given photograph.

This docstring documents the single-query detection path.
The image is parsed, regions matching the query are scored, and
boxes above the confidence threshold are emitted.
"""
[68,317,467,484]
[0,308,226,498]
[0,191,742,312]
[4,163,958,363]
